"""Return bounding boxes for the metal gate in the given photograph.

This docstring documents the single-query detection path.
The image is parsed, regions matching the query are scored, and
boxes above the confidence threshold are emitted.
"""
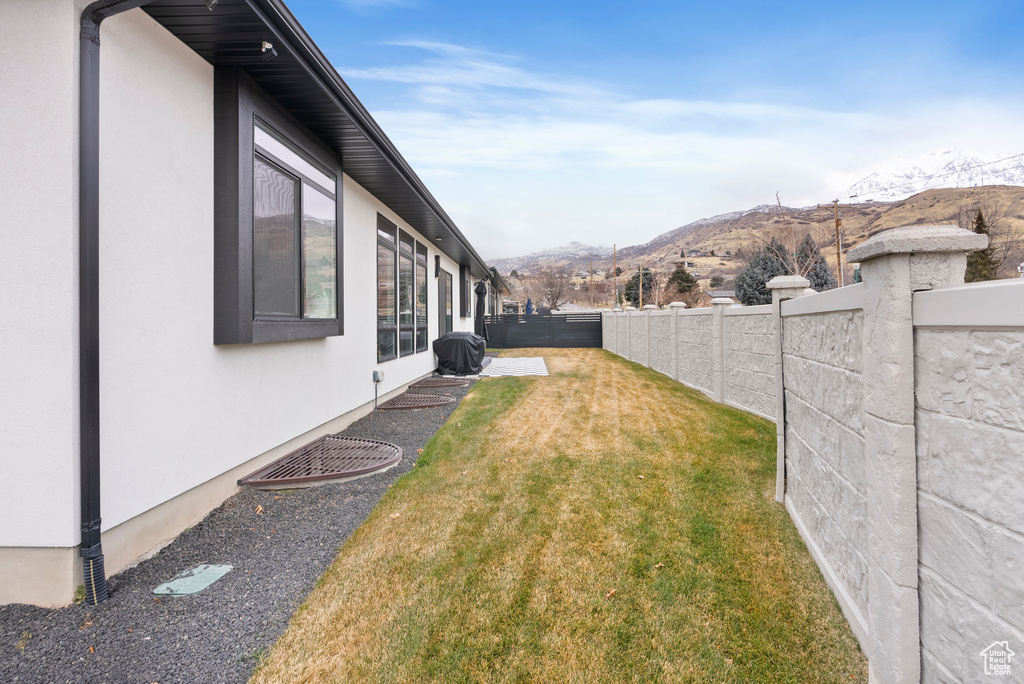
[483,313,603,348]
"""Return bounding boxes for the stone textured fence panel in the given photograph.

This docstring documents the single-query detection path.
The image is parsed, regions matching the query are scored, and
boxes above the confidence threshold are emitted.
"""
[648,312,675,378]
[602,313,616,355]
[677,310,714,395]
[780,291,868,642]
[629,312,649,368]
[722,306,774,419]
[615,313,629,360]
[912,280,1024,682]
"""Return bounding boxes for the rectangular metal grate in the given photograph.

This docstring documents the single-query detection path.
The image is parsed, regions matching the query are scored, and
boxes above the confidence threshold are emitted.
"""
[239,436,402,487]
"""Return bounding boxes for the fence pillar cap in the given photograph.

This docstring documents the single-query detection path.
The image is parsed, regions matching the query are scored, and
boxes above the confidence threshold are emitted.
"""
[848,225,987,263]
[613,307,623,312]
[668,301,688,308]
[766,275,810,290]
[642,304,658,310]
[710,297,734,305]
[624,306,637,311]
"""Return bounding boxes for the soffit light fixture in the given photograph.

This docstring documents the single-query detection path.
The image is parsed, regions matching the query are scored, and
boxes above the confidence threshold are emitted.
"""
[261,41,278,61]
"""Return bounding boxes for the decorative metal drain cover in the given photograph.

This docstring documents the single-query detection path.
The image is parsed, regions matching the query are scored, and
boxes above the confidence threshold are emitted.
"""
[154,564,233,596]
[410,377,470,389]
[239,436,402,487]
[378,392,456,410]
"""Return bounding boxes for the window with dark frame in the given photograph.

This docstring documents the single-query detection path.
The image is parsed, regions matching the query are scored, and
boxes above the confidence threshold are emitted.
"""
[415,244,428,352]
[253,121,337,322]
[214,67,344,345]
[459,265,471,317]
[445,271,454,334]
[377,214,429,362]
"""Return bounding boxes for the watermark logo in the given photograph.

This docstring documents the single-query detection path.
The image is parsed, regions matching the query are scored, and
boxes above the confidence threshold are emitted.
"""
[980,641,1015,676]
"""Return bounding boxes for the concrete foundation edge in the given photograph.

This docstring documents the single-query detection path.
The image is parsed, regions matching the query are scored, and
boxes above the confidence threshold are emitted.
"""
[786,496,870,655]
[0,376,429,607]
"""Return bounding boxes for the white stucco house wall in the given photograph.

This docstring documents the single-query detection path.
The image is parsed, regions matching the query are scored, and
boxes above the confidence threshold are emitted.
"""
[0,0,490,607]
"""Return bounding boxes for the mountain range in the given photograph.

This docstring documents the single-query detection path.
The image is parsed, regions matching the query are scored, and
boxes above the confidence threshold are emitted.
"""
[488,150,1024,281]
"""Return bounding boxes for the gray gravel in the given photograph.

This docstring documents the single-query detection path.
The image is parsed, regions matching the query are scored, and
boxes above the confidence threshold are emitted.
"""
[1,380,474,684]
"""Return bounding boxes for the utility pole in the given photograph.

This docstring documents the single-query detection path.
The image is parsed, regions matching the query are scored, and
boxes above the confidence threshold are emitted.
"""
[833,199,844,287]
[589,255,593,307]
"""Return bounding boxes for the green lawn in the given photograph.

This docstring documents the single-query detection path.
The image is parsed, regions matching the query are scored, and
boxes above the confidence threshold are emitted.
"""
[251,348,867,683]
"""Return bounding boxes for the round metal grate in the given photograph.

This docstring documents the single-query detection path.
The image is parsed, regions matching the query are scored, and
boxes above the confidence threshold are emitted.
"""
[378,392,456,410]
[239,436,402,488]
[410,377,470,389]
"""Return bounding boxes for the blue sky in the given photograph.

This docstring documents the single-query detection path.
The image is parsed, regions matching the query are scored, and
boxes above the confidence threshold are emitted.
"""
[288,0,1024,259]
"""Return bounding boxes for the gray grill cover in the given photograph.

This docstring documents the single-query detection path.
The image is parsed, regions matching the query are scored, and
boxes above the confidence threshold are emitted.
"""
[433,332,486,375]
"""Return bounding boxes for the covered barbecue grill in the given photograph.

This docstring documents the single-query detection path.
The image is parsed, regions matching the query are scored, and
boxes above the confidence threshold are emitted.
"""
[433,331,487,375]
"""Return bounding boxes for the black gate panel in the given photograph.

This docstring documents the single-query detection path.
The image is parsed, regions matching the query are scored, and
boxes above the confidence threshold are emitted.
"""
[483,313,602,348]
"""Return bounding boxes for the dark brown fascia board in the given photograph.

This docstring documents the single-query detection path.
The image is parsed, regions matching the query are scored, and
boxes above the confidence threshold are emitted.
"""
[248,0,490,280]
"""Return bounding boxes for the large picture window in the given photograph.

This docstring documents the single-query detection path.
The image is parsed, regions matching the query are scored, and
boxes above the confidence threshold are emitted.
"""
[214,68,344,344]
[377,216,429,361]
[253,121,337,321]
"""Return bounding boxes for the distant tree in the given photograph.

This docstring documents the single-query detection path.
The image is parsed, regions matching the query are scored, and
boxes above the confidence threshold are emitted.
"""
[725,250,732,257]
[734,238,790,305]
[509,269,519,278]
[795,233,837,292]
[710,249,716,257]
[624,268,656,307]
[965,210,999,282]
[667,265,698,294]
[709,274,725,289]
[614,266,623,277]
[535,265,572,308]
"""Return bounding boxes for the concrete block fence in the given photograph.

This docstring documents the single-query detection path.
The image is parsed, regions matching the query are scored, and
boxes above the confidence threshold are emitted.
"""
[603,301,775,420]
[602,225,1024,683]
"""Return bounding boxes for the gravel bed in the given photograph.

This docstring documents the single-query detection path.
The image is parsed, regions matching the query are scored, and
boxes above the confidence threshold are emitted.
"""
[1,380,474,684]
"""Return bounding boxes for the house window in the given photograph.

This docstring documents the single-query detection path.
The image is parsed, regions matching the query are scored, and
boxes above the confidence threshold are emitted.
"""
[377,216,429,361]
[459,265,471,317]
[415,244,428,352]
[377,217,397,361]
[214,67,344,344]
[445,271,454,334]
[253,122,337,320]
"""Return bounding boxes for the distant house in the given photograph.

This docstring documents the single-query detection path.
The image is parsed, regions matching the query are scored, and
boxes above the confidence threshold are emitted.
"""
[708,289,739,302]
[2,0,491,607]
[686,249,708,258]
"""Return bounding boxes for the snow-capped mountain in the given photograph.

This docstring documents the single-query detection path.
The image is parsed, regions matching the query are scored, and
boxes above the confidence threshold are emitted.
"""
[488,241,611,274]
[841,149,1024,202]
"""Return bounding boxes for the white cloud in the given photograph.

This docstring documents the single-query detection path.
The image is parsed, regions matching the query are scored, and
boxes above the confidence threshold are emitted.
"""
[341,41,1024,258]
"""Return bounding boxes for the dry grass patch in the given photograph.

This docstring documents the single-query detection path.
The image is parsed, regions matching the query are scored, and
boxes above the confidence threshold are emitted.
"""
[251,349,867,683]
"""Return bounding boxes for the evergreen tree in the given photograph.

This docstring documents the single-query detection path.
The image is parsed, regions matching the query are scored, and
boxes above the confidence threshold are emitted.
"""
[734,238,790,305]
[624,268,655,307]
[509,269,518,278]
[667,265,698,295]
[795,233,837,292]
[965,210,998,282]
